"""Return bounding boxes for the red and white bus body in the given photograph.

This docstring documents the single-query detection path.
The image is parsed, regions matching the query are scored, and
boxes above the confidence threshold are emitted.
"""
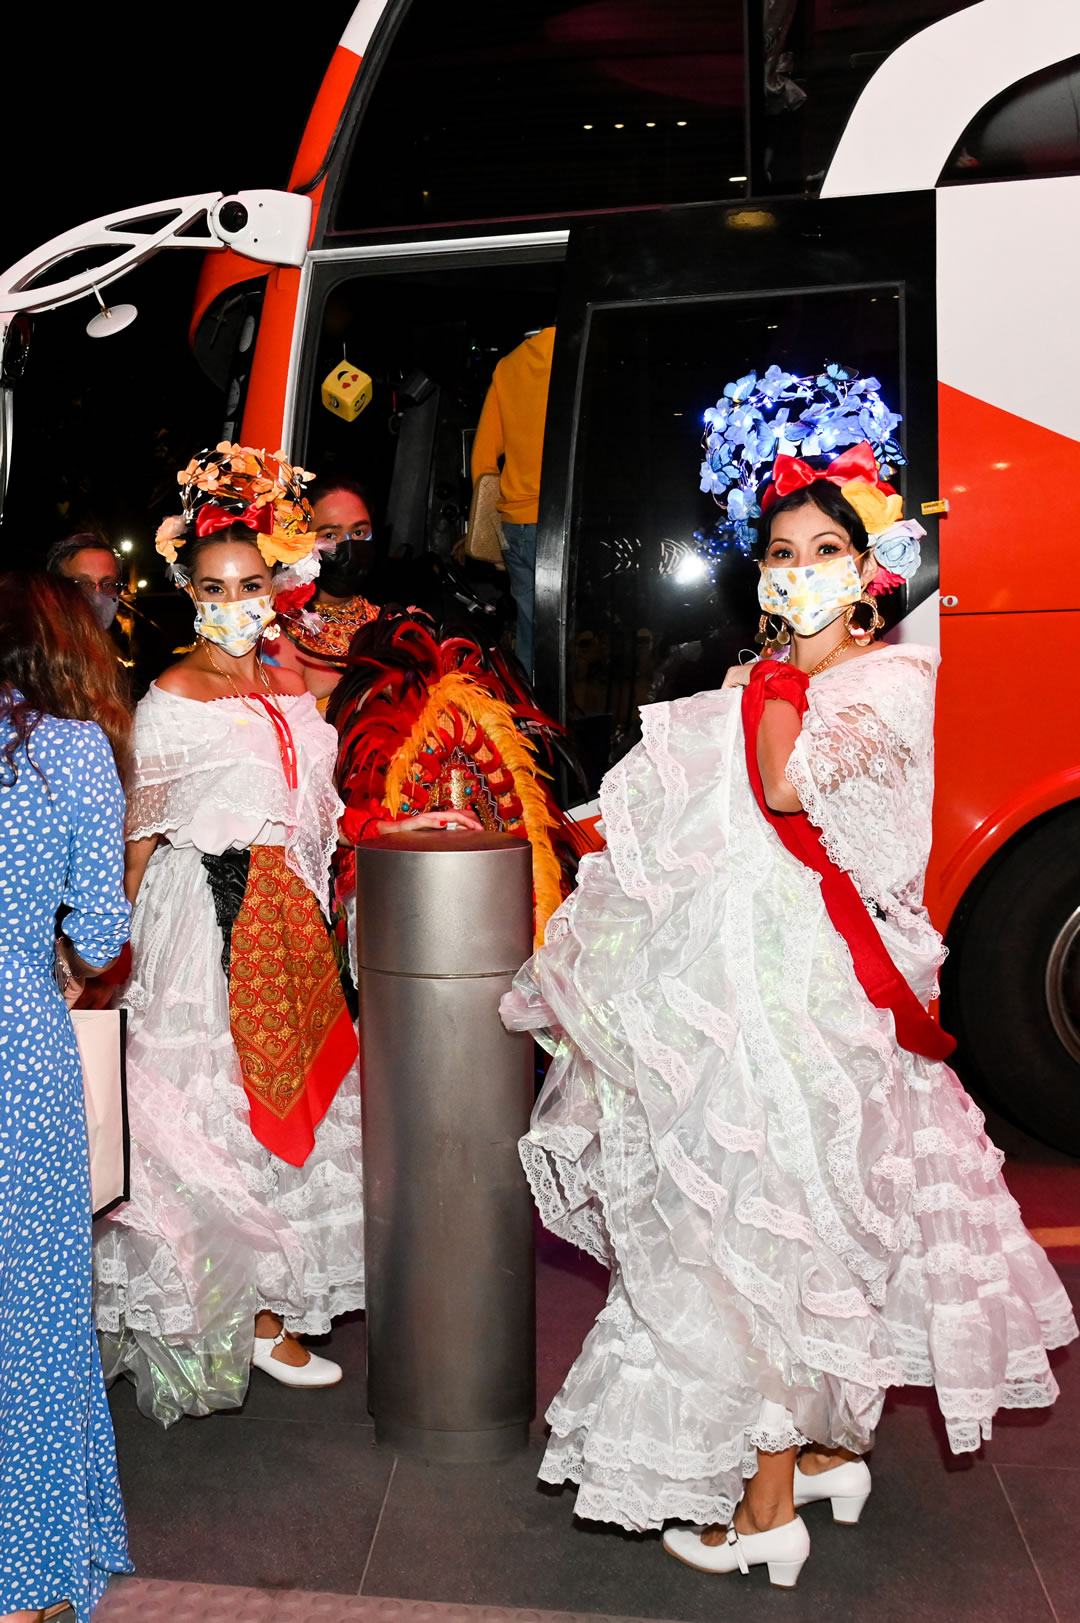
[191,0,1080,1147]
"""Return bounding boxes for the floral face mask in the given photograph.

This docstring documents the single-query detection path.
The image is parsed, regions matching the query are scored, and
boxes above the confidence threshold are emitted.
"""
[193,594,277,657]
[757,554,863,638]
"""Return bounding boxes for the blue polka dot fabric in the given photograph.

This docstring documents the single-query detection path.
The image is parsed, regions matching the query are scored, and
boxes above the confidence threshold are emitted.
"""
[0,711,133,1620]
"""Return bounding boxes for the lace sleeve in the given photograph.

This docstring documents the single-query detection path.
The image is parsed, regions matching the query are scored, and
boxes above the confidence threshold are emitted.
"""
[125,685,343,911]
[124,688,235,841]
[784,650,938,917]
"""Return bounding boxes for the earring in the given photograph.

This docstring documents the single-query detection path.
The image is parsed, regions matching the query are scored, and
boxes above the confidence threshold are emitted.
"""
[843,594,885,644]
[755,613,791,655]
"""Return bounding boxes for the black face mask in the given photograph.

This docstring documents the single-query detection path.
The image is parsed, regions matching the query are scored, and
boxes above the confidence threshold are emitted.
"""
[318,536,376,597]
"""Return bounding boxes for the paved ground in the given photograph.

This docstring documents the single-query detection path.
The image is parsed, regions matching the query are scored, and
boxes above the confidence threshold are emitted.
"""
[104,1107,1080,1623]
[96,1582,675,1623]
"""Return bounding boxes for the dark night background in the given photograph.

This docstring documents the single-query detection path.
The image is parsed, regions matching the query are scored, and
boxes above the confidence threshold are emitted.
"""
[2,3,353,576]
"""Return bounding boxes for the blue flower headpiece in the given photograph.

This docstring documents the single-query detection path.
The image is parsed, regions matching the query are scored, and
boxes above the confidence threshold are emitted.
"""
[698,363,906,553]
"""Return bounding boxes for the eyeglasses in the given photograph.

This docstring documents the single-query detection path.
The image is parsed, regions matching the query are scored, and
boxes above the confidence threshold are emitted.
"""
[71,576,122,595]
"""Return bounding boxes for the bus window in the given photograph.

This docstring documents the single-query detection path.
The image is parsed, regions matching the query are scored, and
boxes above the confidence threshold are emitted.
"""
[299,251,563,576]
[329,0,743,239]
[752,0,973,195]
[939,55,1080,184]
[564,286,901,788]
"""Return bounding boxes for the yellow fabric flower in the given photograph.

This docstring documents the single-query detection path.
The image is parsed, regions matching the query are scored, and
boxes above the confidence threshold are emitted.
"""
[256,527,316,568]
[841,479,903,535]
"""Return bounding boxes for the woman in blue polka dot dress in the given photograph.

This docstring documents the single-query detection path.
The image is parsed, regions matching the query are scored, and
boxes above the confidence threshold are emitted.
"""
[0,575,134,1623]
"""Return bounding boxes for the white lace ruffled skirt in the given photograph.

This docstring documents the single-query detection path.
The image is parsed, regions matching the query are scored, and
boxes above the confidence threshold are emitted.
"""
[502,691,1077,1532]
[93,842,365,1426]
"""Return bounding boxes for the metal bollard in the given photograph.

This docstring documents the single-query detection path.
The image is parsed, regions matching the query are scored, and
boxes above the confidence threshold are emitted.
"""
[355,828,536,1463]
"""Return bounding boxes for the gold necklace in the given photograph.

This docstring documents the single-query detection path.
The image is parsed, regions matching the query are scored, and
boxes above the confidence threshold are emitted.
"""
[200,638,282,718]
[200,637,298,784]
[804,634,857,678]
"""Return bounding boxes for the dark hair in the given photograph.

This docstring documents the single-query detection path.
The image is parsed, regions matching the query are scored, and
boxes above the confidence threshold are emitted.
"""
[0,572,132,785]
[45,533,121,574]
[306,473,373,513]
[178,524,273,583]
[756,479,870,556]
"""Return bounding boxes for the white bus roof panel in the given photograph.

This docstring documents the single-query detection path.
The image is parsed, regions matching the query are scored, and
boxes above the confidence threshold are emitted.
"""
[822,0,1080,199]
[340,0,387,58]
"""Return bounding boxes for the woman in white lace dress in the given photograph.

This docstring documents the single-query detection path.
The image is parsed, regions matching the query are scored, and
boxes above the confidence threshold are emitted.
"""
[502,456,1076,1585]
[93,448,370,1424]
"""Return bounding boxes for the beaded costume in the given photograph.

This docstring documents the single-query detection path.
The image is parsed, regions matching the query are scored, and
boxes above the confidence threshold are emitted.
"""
[282,591,381,667]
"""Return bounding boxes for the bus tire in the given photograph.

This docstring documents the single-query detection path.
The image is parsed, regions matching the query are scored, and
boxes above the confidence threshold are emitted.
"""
[942,805,1080,1157]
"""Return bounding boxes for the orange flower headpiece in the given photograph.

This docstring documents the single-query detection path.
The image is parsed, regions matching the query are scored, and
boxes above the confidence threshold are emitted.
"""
[155,443,317,577]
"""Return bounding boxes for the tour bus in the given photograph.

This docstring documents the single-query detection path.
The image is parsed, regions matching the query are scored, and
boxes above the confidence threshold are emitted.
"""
[6,0,1080,1151]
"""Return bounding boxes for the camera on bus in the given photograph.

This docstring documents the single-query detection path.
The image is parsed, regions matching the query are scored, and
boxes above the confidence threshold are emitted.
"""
[208,190,312,269]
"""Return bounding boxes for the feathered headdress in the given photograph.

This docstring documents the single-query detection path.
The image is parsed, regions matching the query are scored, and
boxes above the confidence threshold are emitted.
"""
[155,443,323,585]
[328,612,600,946]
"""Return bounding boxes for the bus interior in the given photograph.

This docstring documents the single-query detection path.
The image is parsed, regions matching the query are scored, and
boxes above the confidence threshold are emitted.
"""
[298,247,907,789]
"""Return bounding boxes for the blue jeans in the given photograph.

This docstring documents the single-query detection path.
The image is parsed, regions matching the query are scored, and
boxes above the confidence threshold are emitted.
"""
[501,521,537,677]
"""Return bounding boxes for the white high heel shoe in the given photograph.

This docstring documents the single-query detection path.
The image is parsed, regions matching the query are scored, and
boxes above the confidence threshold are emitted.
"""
[662,1516,810,1587]
[251,1331,343,1388]
[793,1457,871,1523]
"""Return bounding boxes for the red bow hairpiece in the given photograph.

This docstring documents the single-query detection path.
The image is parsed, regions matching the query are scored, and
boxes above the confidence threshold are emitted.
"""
[761,440,896,512]
[195,501,275,538]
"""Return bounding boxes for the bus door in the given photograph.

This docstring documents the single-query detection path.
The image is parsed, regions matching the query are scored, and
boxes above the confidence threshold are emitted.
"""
[534,193,940,789]
[291,234,568,611]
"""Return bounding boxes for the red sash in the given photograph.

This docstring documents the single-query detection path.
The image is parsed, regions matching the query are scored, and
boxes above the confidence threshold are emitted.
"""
[741,661,955,1063]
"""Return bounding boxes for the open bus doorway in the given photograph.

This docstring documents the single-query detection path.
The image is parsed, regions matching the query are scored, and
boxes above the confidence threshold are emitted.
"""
[558,285,905,787]
[531,192,935,793]
[296,247,565,633]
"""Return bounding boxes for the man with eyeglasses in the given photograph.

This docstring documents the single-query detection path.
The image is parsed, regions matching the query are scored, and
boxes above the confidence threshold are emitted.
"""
[272,475,382,703]
[44,533,125,631]
[43,532,133,1009]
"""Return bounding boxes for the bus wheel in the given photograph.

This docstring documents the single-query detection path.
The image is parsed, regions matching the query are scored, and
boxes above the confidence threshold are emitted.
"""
[943,806,1080,1157]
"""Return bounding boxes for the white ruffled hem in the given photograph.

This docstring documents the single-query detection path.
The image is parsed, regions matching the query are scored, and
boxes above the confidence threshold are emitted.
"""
[92,839,365,1426]
[504,681,1077,1530]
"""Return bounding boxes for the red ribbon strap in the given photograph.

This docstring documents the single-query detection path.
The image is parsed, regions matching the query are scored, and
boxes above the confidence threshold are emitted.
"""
[247,694,299,791]
[761,440,897,512]
[195,501,275,537]
[741,662,955,1063]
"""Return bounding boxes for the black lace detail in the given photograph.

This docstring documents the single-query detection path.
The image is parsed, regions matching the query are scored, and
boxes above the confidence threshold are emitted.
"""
[200,849,251,978]
[326,898,359,1021]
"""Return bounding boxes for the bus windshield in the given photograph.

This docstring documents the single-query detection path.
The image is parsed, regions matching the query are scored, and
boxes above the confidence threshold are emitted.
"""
[330,0,744,238]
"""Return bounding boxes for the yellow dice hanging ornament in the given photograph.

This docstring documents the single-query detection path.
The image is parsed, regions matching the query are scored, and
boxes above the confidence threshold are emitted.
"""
[321,359,373,422]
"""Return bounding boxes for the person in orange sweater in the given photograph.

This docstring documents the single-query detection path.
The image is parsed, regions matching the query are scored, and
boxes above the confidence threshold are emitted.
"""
[470,325,555,676]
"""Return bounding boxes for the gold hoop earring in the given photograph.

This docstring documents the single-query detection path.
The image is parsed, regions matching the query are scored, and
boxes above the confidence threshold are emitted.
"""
[843,594,885,645]
[755,613,791,655]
